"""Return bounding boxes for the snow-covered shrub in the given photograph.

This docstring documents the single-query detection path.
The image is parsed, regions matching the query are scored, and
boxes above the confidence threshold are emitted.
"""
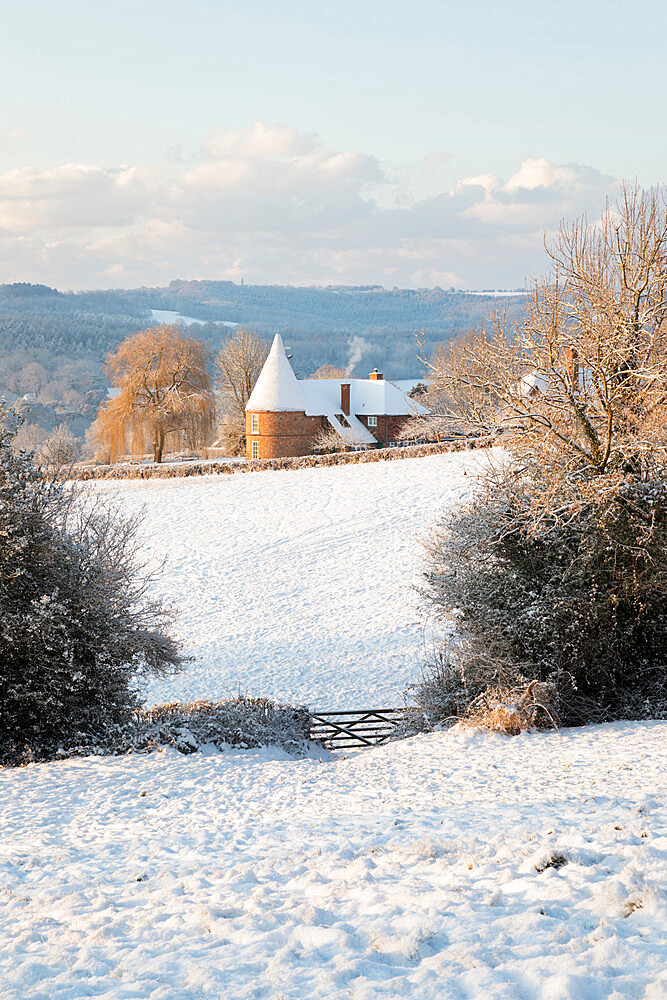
[133,698,312,754]
[7,697,312,764]
[419,467,667,726]
[404,648,475,729]
[0,405,182,765]
[37,423,82,469]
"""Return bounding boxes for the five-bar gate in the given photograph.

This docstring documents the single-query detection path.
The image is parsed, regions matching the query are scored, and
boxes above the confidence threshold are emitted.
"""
[310,708,408,750]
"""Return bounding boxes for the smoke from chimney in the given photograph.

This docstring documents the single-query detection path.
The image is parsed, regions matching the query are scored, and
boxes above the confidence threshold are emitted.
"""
[346,335,369,375]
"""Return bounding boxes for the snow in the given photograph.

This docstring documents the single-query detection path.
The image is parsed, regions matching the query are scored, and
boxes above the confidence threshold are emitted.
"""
[150,308,237,328]
[0,721,664,999]
[299,377,427,418]
[94,449,483,709]
[391,377,424,394]
[247,335,427,423]
[326,408,377,444]
[246,333,308,412]
[3,448,666,998]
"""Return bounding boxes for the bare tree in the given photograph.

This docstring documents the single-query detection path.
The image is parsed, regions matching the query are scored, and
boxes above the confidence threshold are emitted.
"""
[416,184,667,727]
[214,329,269,454]
[17,361,48,397]
[12,421,49,455]
[423,185,667,476]
[314,423,372,452]
[37,423,82,469]
[308,364,347,379]
[97,326,215,464]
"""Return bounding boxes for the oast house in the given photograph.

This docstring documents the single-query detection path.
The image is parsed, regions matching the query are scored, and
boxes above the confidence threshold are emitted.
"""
[245,334,428,460]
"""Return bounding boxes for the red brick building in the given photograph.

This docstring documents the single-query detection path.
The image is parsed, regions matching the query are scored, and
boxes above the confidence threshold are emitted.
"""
[245,335,428,460]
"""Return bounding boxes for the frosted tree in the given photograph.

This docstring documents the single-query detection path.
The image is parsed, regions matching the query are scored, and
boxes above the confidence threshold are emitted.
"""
[0,405,182,762]
[424,185,667,476]
[416,185,667,726]
[215,329,269,454]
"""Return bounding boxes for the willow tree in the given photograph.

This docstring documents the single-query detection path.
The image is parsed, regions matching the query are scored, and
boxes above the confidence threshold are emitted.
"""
[98,326,215,463]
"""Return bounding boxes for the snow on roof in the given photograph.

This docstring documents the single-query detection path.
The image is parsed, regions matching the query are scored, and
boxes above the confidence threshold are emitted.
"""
[518,366,594,397]
[246,336,429,419]
[300,379,428,418]
[246,334,308,412]
[326,411,377,444]
[518,370,551,395]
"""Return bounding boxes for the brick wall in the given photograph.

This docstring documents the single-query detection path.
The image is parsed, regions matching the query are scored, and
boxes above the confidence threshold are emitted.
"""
[246,410,323,460]
[356,414,412,446]
[247,410,415,458]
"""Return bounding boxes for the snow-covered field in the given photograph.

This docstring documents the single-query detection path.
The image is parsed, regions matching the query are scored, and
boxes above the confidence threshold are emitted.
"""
[1,722,665,999]
[4,451,666,999]
[95,450,482,709]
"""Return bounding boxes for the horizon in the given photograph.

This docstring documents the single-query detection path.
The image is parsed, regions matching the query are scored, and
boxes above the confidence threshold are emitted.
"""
[2,277,530,295]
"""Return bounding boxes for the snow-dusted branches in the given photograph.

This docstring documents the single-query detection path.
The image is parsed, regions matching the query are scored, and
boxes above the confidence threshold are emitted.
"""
[0,403,182,762]
[423,185,667,477]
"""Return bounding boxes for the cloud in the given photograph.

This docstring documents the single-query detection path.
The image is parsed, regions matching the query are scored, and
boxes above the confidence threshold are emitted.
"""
[0,124,621,289]
[457,157,618,229]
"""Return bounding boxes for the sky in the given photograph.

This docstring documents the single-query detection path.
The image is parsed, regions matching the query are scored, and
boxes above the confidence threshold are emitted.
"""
[0,0,665,290]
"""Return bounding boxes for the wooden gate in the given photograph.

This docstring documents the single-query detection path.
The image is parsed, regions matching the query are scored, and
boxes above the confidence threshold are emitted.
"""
[310,708,407,750]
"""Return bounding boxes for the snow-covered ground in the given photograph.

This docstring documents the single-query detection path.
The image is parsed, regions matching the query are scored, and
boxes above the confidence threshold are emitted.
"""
[1,722,665,999]
[4,451,666,998]
[150,309,237,328]
[95,450,483,709]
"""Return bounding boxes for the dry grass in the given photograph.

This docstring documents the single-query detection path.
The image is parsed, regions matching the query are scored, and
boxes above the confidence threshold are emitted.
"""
[459,680,559,736]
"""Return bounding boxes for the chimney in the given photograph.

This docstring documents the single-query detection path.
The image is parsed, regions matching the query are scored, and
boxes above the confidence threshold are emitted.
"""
[369,369,384,381]
[340,382,350,415]
[566,347,579,390]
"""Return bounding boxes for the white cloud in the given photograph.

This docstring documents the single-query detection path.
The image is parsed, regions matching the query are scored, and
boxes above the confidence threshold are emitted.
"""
[0,125,621,289]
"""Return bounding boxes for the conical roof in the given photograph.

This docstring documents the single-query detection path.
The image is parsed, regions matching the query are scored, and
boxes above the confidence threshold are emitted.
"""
[246,334,307,412]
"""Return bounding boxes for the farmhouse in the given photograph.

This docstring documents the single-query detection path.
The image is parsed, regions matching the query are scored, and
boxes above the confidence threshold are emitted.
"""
[245,334,428,460]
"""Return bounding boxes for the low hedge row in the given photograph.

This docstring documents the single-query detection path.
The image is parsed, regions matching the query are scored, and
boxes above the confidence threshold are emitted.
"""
[4,697,313,765]
[68,439,483,481]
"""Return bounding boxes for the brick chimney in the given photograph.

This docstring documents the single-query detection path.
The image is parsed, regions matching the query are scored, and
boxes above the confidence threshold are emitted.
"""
[340,382,350,415]
[566,347,580,390]
[369,369,384,381]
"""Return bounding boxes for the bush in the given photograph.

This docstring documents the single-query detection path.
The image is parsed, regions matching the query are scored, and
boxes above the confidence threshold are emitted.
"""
[0,406,182,763]
[418,467,667,726]
[37,422,82,468]
[2,697,313,766]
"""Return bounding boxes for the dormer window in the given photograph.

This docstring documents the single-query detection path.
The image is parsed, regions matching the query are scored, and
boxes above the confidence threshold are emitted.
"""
[368,415,378,427]
[250,413,259,434]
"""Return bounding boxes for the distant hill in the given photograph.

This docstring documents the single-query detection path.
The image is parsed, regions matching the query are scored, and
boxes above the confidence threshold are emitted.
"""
[122,279,528,375]
[0,279,527,436]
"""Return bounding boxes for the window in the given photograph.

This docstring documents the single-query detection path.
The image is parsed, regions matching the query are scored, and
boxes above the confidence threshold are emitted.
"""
[250,413,259,434]
[368,415,378,427]
[251,441,260,459]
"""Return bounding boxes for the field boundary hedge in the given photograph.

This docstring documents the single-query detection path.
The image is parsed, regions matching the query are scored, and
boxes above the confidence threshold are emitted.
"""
[68,439,485,481]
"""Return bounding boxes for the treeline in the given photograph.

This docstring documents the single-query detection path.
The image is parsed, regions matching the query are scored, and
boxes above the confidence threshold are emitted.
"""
[121,278,526,336]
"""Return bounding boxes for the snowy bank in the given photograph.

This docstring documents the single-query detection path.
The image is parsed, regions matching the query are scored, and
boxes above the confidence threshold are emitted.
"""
[0,721,664,999]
